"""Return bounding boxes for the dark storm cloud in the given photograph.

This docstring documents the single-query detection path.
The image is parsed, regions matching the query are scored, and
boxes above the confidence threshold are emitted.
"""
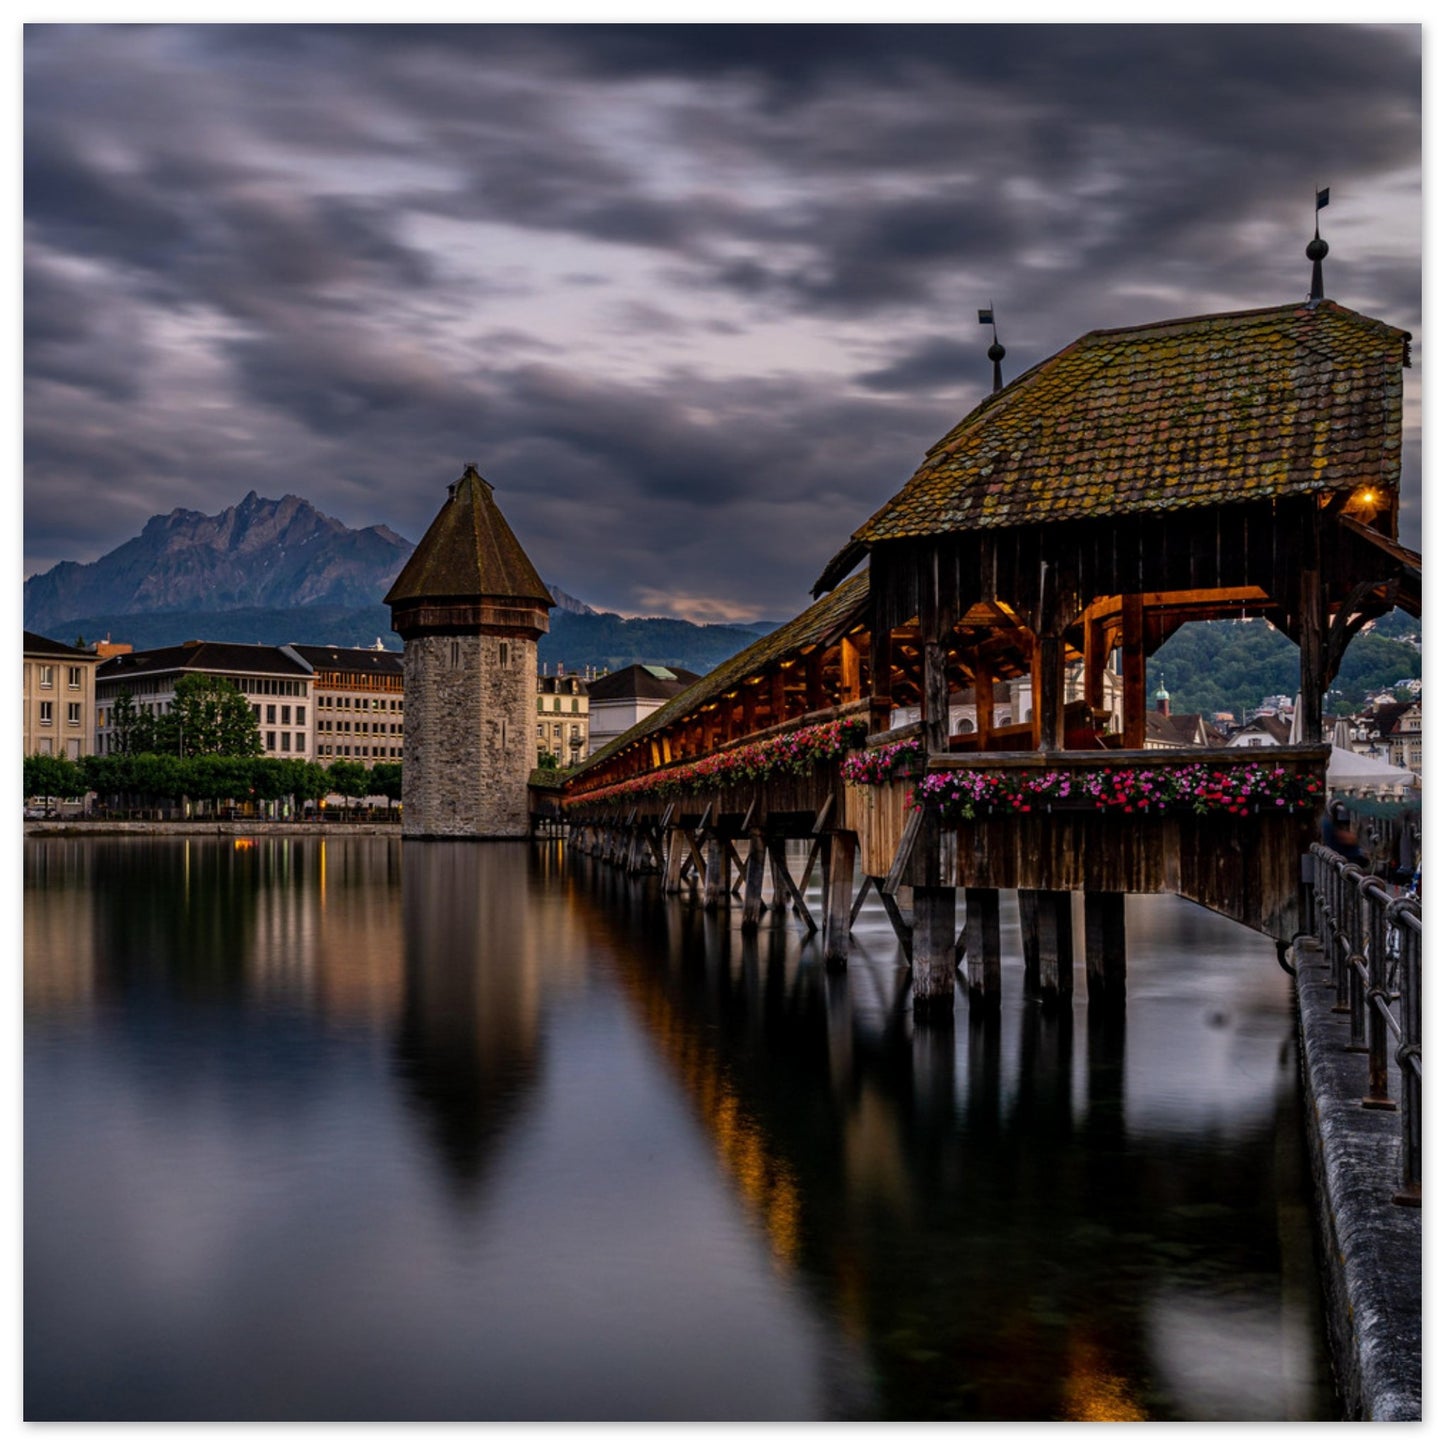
[22,22,1420,618]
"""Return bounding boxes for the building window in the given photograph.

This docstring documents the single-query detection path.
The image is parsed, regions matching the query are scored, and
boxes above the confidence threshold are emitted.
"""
[66,739,80,760]
[266,730,276,750]
[281,705,291,725]
[68,667,82,689]
[450,641,460,667]
[38,738,52,755]
[39,666,54,688]
[40,702,53,726]
[553,698,561,712]
[266,704,276,724]
[499,642,509,667]
[281,733,291,752]
[67,702,81,726]
[571,698,579,713]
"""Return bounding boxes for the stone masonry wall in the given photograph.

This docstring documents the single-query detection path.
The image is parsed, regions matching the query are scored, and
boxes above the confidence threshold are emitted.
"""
[402,631,538,837]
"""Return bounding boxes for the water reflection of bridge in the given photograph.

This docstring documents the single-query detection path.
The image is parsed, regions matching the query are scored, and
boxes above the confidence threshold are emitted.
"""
[565,848,1327,1420]
[555,299,1419,1022]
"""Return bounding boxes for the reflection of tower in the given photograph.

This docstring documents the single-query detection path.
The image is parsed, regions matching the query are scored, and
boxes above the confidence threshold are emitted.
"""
[394,844,542,1191]
[385,465,553,838]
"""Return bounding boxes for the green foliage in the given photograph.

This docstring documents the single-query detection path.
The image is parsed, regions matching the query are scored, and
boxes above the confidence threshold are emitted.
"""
[529,766,571,789]
[537,751,561,769]
[108,689,150,755]
[168,673,263,757]
[369,762,402,802]
[326,759,371,801]
[24,752,86,801]
[1148,618,1421,720]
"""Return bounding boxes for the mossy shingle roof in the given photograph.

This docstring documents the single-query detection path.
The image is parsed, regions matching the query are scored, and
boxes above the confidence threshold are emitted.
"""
[568,571,869,783]
[384,465,552,609]
[816,301,1409,592]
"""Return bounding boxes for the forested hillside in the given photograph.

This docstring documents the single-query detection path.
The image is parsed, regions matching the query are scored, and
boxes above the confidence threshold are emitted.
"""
[1148,612,1421,719]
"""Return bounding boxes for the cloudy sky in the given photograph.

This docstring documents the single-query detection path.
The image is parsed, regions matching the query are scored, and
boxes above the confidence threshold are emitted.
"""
[23,20,1421,623]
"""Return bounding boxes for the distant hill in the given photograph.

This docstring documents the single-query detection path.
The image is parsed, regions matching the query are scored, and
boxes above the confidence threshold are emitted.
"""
[1149,614,1421,718]
[25,492,412,634]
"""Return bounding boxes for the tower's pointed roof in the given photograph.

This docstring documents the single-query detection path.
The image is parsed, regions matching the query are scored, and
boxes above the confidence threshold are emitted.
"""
[385,465,552,609]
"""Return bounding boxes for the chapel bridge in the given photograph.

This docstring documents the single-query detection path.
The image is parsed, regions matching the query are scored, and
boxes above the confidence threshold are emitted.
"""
[551,298,1420,1019]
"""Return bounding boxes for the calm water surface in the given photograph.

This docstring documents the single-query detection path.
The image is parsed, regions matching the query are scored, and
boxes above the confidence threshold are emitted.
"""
[24,836,1337,1421]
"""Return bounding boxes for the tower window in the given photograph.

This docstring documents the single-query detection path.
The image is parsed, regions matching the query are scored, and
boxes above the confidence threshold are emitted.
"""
[450,640,460,668]
[499,642,510,667]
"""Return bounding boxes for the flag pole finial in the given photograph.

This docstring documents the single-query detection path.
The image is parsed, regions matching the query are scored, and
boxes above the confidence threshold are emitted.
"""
[979,303,1006,393]
[1307,186,1330,303]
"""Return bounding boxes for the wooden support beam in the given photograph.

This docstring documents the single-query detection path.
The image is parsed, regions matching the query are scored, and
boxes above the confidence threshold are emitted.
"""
[684,831,708,886]
[1037,633,1064,751]
[663,828,687,894]
[868,625,894,734]
[1084,891,1127,1008]
[822,831,858,971]
[876,883,914,964]
[1024,889,1074,1009]
[838,634,862,704]
[728,838,748,897]
[769,668,788,724]
[766,836,817,934]
[1121,593,1146,750]
[964,887,1001,1005]
[849,873,875,927]
[1084,614,1106,714]
[805,648,826,711]
[922,637,950,755]
[1298,566,1325,745]
[912,886,958,1021]
[971,649,993,752]
[703,832,725,912]
[741,831,767,934]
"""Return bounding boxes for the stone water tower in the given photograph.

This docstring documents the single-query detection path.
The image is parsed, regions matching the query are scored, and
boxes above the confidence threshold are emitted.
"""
[385,464,552,838]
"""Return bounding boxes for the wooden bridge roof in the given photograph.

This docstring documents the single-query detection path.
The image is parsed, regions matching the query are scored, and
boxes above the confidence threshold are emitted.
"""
[815,300,1409,594]
[385,465,552,609]
[567,571,870,782]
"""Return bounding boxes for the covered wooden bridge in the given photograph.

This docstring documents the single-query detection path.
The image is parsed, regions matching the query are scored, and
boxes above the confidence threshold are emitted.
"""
[557,297,1419,1019]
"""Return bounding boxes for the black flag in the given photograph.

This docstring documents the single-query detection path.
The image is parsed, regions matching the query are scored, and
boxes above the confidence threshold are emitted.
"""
[1316,187,1330,211]
[978,308,994,326]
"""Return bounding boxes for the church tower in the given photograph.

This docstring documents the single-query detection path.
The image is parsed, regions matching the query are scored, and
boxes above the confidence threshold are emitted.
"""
[385,465,552,838]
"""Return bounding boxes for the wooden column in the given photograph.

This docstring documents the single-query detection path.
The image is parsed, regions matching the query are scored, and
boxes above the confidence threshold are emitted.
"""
[912,886,958,1020]
[1018,888,1041,995]
[741,831,767,933]
[868,626,893,735]
[663,828,687,895]
[805,649,826,712]
[1019,888,1073,1003]
[1036,890,1074,1009]
[1037,633,1064,751]
[1121,593,1147,750]
[971,651,993,752]
[822,831,857,970]
[1084,891,1126,1007]
[838,634,861,704]
[768,668,786,726]
[741,687,757,736]
[703,831,724,912]
[1084,614,1106,715]
[922,638,950,755]
[1298,567,1325,745]
[964,887,1001,1005]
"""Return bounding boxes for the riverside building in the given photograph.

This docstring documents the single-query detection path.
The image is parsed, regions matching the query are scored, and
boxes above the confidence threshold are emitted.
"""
[290,643,404,764]
[94,640,313,758]
[23,631,98,759]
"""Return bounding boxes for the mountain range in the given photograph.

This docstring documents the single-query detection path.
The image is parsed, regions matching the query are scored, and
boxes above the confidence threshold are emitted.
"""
[24,493,770,675]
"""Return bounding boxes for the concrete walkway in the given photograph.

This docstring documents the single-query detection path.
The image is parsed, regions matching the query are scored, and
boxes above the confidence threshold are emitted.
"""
[1292,936,1421,1420]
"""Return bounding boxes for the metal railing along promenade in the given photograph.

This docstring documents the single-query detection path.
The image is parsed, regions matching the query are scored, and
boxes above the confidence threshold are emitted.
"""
[1308,843,1421,1206]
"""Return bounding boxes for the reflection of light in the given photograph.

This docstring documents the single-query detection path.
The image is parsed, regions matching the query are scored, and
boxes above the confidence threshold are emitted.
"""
[233,839,254,851]
[319,839,326,907]
[1060,1335,1148,1421]
[616,965,802,1271]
